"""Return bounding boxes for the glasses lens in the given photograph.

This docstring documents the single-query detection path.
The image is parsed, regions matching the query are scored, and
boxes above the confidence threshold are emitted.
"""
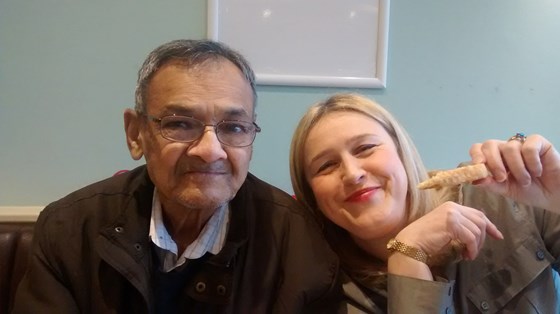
[217,121,257,147]
[160,116,203,142]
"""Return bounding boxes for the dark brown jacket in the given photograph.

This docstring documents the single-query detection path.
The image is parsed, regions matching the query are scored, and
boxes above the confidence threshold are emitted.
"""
[13,166,343,313]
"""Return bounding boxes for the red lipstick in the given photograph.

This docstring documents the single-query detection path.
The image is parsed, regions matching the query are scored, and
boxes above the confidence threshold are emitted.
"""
[345,187,378,202]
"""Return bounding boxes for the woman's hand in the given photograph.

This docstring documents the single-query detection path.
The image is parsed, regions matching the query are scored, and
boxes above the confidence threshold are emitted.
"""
[470,134,560,211]
[396,201,503,261]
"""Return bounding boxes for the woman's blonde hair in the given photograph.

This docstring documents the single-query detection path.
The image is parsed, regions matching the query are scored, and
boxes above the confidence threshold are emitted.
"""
[289,93,440,284]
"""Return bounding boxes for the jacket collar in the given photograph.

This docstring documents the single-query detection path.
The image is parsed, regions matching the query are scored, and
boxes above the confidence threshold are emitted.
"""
[96,165,254,308]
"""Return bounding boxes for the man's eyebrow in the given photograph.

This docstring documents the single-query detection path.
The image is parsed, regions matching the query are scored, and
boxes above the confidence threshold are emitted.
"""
[156,104,253,120]
[158,104,196,116]
[221,107,252,119]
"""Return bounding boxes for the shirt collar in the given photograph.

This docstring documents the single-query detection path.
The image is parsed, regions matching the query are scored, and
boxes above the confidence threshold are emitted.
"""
[149,188,230,271]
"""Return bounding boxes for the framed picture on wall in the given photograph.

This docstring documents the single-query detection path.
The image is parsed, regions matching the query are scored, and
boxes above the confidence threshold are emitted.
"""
[207,0,390,88]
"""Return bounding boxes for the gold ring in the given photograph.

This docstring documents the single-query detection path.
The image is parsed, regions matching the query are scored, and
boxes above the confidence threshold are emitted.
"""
[508,132,526,144]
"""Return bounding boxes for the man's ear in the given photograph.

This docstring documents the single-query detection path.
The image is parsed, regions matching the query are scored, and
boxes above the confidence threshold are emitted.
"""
[124,109,144,160]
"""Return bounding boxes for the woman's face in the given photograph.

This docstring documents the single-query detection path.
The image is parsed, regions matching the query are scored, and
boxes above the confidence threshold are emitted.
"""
[304,111,409,241]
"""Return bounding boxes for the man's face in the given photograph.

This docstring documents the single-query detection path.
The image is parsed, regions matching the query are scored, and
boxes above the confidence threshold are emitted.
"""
[134,59,255,212]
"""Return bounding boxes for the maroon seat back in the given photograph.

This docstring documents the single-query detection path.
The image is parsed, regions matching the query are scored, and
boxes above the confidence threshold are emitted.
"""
[0,222,34,313]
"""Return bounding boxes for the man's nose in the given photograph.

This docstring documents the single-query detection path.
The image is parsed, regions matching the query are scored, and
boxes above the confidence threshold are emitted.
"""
[186,126,227,162]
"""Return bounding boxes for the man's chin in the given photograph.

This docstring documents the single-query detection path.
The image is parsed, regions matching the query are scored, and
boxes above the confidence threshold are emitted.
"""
[176,188,233,210]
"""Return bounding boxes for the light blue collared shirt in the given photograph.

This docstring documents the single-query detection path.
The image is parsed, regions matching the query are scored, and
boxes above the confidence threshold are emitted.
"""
[149,189,230,272]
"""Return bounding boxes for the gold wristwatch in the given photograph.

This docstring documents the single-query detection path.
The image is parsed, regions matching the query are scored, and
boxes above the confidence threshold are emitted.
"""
[387,238,428,263]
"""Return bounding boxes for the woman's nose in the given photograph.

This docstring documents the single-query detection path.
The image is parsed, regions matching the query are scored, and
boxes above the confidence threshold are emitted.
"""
[341,158,366,185]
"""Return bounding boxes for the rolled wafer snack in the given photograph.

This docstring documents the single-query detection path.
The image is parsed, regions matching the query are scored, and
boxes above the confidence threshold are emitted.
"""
[418,163,490,190]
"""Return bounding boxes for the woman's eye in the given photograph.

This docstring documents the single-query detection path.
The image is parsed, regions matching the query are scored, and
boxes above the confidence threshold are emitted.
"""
[355,144,377,155]
[316,161,336,174]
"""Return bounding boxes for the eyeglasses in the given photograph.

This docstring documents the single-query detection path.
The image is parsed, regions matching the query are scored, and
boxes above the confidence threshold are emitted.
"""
[143,113,261,147]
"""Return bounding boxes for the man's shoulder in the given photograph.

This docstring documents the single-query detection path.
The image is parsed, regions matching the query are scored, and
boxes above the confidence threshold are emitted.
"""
[241,172,301,210]
[39,165,153,228]
[238,173,324,230]
[238,172,328,247]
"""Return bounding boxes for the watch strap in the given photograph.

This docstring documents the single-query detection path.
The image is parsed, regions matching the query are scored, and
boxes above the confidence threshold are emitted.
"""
[387,238,428,263]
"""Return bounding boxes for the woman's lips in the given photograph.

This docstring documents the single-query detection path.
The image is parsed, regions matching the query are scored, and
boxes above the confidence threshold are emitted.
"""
[345,187,378,202]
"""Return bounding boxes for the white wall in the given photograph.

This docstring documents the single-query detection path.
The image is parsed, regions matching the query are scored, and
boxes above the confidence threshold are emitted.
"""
[1,0,559,206]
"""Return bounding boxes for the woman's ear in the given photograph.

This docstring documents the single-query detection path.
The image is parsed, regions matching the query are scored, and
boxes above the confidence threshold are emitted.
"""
[124,109,144,160]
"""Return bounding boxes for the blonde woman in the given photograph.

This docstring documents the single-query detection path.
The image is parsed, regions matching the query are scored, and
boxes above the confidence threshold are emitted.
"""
[290,93,560,313]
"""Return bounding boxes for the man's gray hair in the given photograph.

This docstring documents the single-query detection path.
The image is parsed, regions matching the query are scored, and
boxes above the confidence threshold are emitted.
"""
[135,39,257,113]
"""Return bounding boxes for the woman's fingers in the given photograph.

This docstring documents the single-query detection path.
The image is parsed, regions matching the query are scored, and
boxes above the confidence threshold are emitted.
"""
[501,140,531,185]
[483,215,504,240]
[521,135,544,178]
[454,213,485,259]
[471,134,549,186]
[400,203,503,261]
[449,205,503,260]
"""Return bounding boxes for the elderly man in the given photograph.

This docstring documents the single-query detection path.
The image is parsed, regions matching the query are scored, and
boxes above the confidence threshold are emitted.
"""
[13,39,342,313]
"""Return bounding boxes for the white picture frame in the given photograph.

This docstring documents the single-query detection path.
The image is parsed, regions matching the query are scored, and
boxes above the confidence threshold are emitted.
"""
[207,0,390,88]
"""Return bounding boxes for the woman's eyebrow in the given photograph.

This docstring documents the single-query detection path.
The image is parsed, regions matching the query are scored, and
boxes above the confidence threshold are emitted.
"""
[308,148,333,166]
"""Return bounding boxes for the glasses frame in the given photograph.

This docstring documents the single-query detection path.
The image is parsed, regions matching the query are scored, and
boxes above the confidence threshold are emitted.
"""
[141,112,261,147]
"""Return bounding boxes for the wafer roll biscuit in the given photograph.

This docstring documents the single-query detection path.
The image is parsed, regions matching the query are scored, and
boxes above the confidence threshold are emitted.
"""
[418,163,490,190]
